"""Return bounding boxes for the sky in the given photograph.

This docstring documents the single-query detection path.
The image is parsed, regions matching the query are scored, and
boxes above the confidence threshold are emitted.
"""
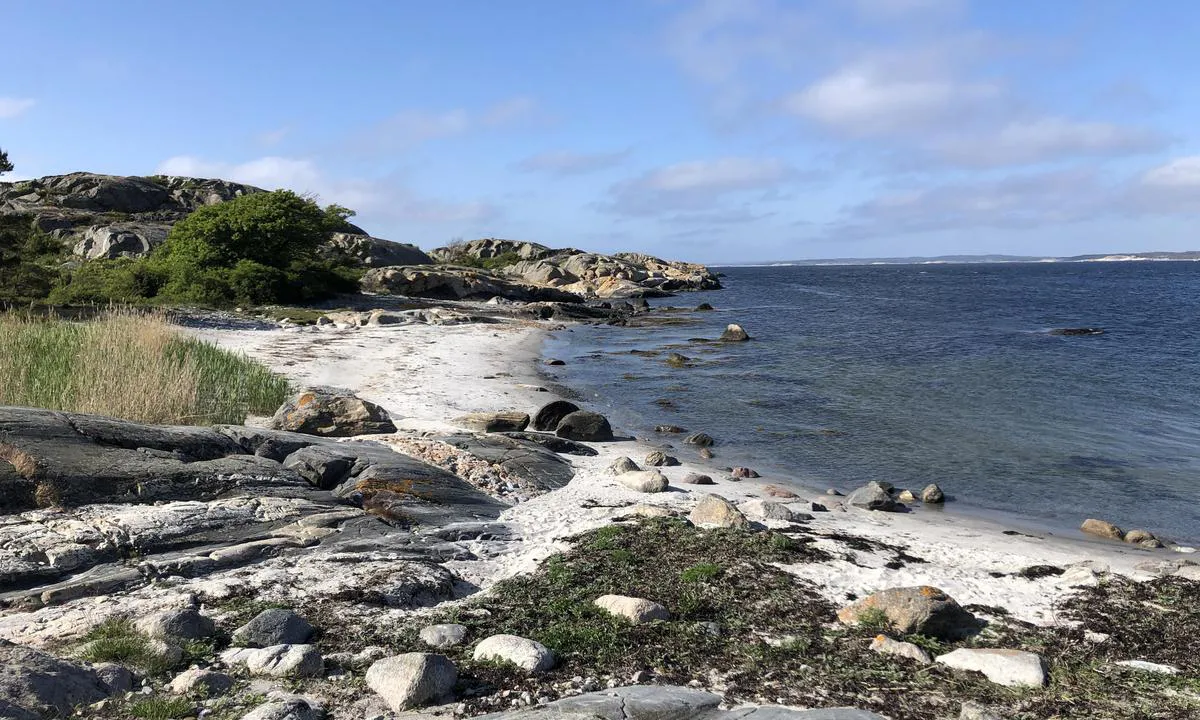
[2,0,1199,263]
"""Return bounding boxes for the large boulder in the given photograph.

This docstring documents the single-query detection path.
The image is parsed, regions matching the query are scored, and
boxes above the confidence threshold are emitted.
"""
[1080,518,1123,541]
[617,470,669,493]
[455,411,530,433]
[233,609,315,648]
[135,607,216,640]
[555,411,614,442]
[270,386,397,437]
[366,653,458,711]
[838,587,978,639]
[533,400,581,432]
[473,634,555,674]
[0,640,110,720]
[846,482,900,512]
[326,232,433,267]
[594,595,671,624]
[689,495,749,529]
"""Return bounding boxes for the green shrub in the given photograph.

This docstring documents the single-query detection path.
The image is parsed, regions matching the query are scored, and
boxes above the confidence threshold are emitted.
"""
[47,258,161,305]
[78,619,176,675]
[680,562,722,583]
[129,697,195,720]
[0,215,65,303]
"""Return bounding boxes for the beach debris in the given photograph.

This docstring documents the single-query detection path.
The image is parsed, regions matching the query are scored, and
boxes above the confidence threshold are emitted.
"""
[533,400,580,431]
[473,635,555,674]
[419,624,468,650]
[1080,518,1124,541]
[838,586,979,639]
[455,411,531,433]
[681,473,715,485]
[644,451,680,467]
[1115,659,1180,675]
[935,648,1047,687]
[221,644,324,678]
[869,635,931,664]
[846,482,900,511]
[609,456,641,475]
[617,470,670,493]
[921,483,946,504]
[684,431,715,447]
[366,653,458,711]
[720,323,751,342]
[555,410,615,442]
[689,494,749,529]
[731,467,760,479]
[594,595,671,624]
[270,385,397,437]
[233,609,315,648]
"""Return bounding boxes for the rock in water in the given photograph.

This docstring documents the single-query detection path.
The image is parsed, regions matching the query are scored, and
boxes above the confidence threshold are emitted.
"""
[617,470,669,493]
[472,635,555,673]
[846,482,900,511]
[695,303,715,311]
[233,609,315,648]
[838,586,978,639]
[271,386,396,437]
[689,494,749,529]
[656,425,687,434]
[699,447,714,460]
[665,353,693,368]
[731,467,760,479]
[533,400,581,431]
[921,483,945,504]
[555,411,615,441]
[684,432,714,447]
[594,595,671,624]
[1123,529,1164,548]
[1049,327,1105,336]
[455,411,530,433]
[720,324,750,342]
[366,654,458,711]
[1080,518,1123,541]
[936,648,1047,687]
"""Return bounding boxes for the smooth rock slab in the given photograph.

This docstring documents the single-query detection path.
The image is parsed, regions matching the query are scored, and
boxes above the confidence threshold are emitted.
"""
[366,653,458,711]
[473,634,555,674]
[689,494,749,529]
[168,668,234,697]
[681,473,715,485]
[617,470,669,493]
[936,648,1047,687]
[221,644,324,678]
[594,595,671,624]
[456,411,531,433]
[420,623,468,649]
[233,609,315,648]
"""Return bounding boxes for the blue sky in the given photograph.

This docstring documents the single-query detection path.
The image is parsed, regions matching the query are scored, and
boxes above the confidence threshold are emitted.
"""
[2,0,1199,263]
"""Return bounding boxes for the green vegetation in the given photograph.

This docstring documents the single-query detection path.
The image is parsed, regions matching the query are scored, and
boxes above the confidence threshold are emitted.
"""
[0,311,290,424]
[128,697,195,720]
[438,240,521,271]
[343,518,1200,720]
[77,619,177,675]
[3,190,364,308]
[0,147,12,176]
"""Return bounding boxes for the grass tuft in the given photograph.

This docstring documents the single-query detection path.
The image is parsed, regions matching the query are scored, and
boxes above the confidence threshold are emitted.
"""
[0,309,290,424]
[129,696,195,720]
[78,619,177,675]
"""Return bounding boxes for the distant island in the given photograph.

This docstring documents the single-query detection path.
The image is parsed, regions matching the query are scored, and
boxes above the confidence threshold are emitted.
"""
[724,250,1200,267]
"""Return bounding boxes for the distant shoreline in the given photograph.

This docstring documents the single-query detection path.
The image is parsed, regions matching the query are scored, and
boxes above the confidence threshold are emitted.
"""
[714,253,1200,268]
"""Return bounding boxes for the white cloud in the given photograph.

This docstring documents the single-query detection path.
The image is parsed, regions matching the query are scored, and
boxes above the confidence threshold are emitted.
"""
[0,98,35,119]
[784,66,1002,136]
[357,96,538,153]
[934,118,1166,167]
[155,155,500,228]
[600,157,794,216]
[1140,156,1200,187]
[516,149,630,176]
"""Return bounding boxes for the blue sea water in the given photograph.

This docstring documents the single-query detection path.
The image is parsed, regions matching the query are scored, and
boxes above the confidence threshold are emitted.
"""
[543,261,1200,545]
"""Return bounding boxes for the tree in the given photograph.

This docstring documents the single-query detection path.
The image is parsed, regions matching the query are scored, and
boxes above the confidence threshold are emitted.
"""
[0,148,12,176]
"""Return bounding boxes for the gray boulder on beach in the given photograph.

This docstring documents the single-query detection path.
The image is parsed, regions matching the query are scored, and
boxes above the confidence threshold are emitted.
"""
[233,609,316,648]
[618,470,670,493]
[839,586,978,639]
[0,640,111,720]
[846,482,900,512]
[473,634,555,674]
[555,410,615,441]
[456,411,531,433]
[270,386,397,437]
[533,400,582,432]
[366,653,458,711]
[689,494,749,529]
[594,595,671,624]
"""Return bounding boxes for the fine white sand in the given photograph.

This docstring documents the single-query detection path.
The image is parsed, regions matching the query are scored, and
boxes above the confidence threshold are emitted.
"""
[194,318,1186,626]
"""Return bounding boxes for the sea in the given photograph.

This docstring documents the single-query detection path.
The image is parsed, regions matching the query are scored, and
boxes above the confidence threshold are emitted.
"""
[542,261,1200,546]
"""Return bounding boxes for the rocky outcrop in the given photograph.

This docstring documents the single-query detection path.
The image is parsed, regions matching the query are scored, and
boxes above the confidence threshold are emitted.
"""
[326,232,432,267]
[361,265,584,303]
[427,238,721,299]
[0,639,111,719]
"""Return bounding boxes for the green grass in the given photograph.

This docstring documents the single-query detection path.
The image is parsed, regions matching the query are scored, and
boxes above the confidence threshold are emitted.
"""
[0,311,290,424]
[78,619,177,675]
[129,697,195,719]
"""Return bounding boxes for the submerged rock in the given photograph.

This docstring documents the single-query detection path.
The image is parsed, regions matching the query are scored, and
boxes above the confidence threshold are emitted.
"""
[684,432,714,448]
[921,483,945,504]
[1049,327,1105,336]
[720,324,750,342]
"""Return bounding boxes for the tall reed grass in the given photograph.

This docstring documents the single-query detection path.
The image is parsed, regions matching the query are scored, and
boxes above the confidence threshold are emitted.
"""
[0,310,291,425]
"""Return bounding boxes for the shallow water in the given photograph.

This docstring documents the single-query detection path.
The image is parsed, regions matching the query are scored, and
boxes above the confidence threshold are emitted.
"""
[544,262,1200,545]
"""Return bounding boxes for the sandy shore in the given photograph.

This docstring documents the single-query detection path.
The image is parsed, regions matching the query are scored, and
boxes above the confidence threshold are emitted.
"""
[192,316,1183,628]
